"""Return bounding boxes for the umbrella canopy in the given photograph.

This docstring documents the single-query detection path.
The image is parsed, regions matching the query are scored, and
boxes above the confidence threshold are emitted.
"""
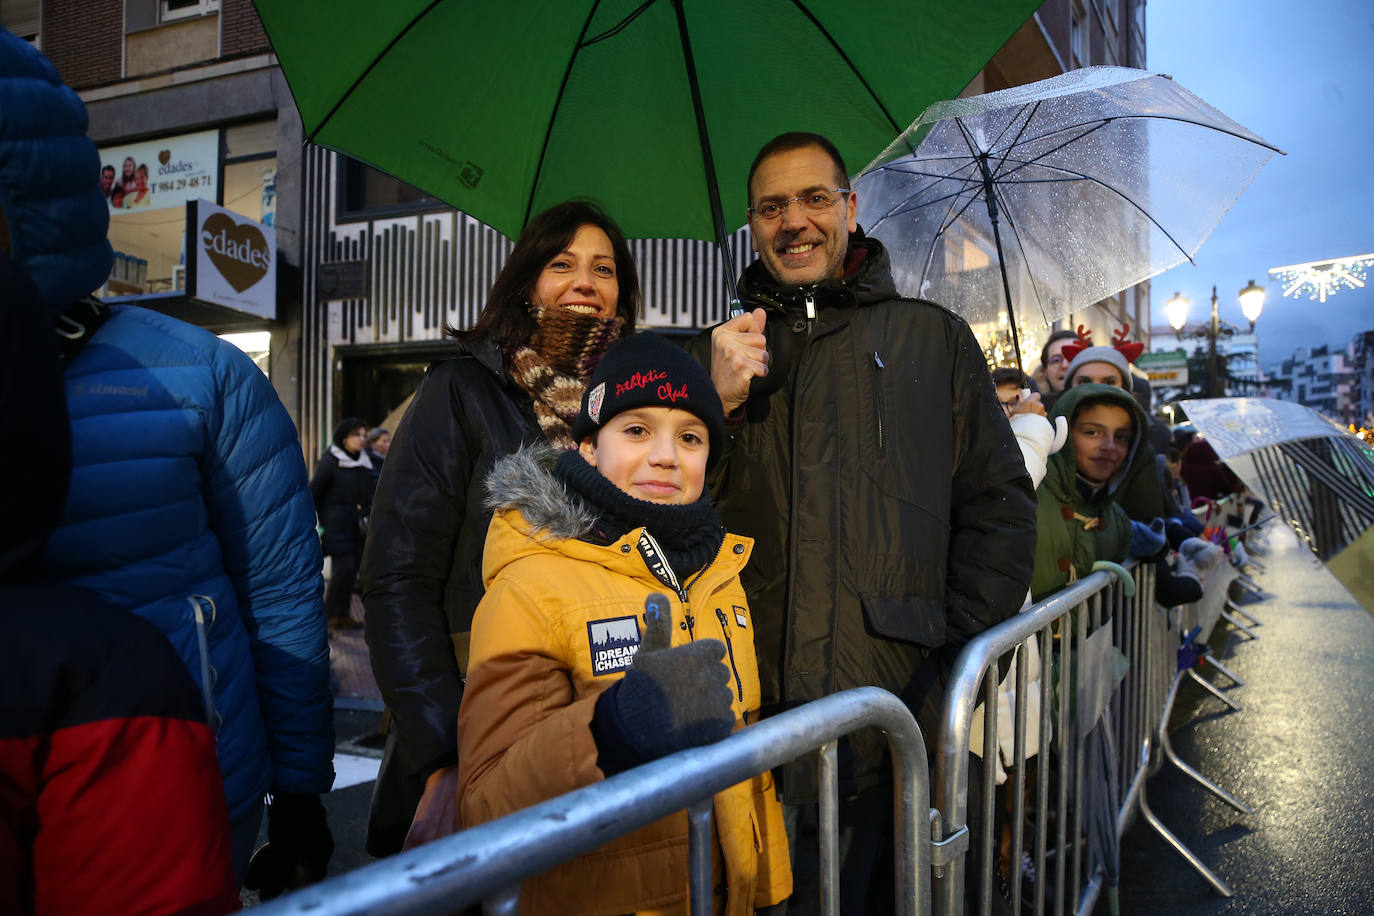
[254,0,1040,295]
[1183,397,1374,609]
[852,66,1282,361]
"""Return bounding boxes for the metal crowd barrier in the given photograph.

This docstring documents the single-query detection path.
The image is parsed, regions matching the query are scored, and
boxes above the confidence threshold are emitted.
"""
[253,687,931,916]
[257,496,1269,916]
[933,497,1271,915]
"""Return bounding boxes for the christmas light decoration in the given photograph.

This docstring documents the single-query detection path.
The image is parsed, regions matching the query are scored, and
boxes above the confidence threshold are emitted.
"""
[1268,253,1374,303]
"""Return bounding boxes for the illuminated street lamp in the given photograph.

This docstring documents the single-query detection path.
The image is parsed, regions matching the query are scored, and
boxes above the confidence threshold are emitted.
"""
[1166,291,1190,331]
[1238,278,1266,328]
[1167,281,1266,396]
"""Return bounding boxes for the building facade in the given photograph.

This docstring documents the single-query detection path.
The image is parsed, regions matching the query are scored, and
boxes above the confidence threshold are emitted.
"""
[16,0,306,426]
[12,0,1148,458]
[302,0,1150,454]
[1266,343,1357,423]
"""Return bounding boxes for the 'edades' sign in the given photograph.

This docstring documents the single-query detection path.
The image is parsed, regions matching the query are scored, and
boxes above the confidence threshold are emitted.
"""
[187,199,276,320]
[98,129,219,213]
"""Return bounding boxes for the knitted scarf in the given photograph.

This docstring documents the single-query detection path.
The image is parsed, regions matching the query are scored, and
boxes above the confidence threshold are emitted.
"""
[509,306,623,450]
[554,450,725,581]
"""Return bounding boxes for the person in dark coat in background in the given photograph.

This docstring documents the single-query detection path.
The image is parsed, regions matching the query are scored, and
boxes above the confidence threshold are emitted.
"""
[1180,436,1244,503]
[1131,374,1173,457]
[311,417,374,630]
[365,426,390,479]
[694,132,1036,915]
[359,200,640,856]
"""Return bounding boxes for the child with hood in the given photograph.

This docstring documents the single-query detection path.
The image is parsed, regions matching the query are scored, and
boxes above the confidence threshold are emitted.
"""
[1031,383,1150,601]
[407,333,791,915]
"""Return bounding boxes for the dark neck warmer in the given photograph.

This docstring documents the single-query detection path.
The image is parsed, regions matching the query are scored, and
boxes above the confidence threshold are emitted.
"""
[554,450,725,580]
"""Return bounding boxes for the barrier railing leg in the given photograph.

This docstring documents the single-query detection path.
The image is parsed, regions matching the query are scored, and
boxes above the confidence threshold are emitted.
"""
[688,800,713,916]
[1202,653,1244,687]
[819,741,840,916]
[1162,674,1253,815]
[1185,668,1242,712]
[1225,598,1263,628]
[1219,609,1259,640]
[1137,780,1234,897]
[1139,680,1239,898]
[1235,575,1266,599]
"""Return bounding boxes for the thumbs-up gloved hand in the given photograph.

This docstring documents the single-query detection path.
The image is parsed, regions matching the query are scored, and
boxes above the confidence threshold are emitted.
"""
[590,593,736,775]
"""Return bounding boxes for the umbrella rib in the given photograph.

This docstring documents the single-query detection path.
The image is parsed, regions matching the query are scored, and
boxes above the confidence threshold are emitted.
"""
[581,0,656,45]
[1013,114,1285,156]
[985,154,1198,264]
[881,185,978,223]
[522,1,607,229]
[988,183,1053,326]
[991,121,1112,183]
[308,0,448,140]
[789,0,903,133]
[988,100,1040,166]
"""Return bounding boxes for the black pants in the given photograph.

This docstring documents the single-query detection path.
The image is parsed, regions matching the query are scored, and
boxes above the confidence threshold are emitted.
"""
[324,552,359,620]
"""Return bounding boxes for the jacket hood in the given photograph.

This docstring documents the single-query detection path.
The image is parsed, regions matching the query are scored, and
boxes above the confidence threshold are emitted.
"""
[738,228,898,312]
[483,442,598,541]
[1045,383,1151,498]
[0,30,113,313]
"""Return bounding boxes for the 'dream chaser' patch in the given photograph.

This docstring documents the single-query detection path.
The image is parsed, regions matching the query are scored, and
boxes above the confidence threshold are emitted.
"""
[587,615,642,676]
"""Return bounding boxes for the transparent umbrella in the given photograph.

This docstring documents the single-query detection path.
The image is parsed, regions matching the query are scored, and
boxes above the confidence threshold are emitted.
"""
[852,66,1282,369]
[1182,397,1374,610]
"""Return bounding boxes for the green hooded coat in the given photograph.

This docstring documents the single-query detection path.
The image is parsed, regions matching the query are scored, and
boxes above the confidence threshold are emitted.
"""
[1030,384,1150,601]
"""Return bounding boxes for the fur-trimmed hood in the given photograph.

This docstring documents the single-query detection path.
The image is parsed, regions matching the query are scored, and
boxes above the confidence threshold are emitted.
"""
[482,442,598,541]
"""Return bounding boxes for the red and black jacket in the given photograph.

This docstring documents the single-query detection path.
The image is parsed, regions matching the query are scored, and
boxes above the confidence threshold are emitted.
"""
[0,583,240,915]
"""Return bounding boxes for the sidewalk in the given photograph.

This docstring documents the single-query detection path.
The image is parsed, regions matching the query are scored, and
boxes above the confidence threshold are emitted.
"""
[1117,525,1374,913]
[329,594,383,708]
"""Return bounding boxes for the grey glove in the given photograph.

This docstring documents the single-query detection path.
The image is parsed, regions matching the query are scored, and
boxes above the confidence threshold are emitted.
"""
[591,593,736,772]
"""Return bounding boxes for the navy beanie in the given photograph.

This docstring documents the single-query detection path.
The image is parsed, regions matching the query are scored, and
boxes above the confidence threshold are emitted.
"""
[572,333,724,458]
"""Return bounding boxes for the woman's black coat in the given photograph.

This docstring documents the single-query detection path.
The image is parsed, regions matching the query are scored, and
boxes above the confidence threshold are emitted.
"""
[358,336,542,855]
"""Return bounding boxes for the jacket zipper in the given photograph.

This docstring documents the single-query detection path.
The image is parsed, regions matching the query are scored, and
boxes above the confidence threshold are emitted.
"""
[714,608,745,704]
[872,351,887,455]
[804,292,816,320]
[186,594,220,733]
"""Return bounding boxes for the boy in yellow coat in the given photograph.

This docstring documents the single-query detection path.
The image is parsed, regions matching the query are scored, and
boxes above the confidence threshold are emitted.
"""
[416,333,790,915]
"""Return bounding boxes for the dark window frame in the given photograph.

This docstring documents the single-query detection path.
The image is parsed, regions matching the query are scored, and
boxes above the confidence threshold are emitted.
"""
[335,156,449,223]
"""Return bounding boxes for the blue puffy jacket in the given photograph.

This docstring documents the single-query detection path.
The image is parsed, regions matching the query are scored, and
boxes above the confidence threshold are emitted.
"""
[42,306,334,822]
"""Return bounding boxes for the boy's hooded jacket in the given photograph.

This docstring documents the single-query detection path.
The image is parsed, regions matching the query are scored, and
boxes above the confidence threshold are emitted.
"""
[1031,384,1149,601]
[453,445,791,915]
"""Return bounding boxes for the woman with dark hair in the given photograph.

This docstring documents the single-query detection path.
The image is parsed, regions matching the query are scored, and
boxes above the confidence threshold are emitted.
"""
[309,417,374,630]
[358,200,639,855]
[1037,328,1080,410]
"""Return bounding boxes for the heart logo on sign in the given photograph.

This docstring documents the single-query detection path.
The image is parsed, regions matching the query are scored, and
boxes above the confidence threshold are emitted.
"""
[158,149,171,165]
[202,212,271,293]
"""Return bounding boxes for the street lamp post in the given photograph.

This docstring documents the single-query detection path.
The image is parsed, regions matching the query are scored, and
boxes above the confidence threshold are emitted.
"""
[1207,285,1222,397]
[1165,280,1266,397]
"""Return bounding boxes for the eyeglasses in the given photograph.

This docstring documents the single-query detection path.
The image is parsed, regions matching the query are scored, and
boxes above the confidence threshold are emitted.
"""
[748,188,851,221]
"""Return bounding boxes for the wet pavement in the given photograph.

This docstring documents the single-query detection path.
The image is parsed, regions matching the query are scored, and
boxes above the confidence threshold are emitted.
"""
[1117,525,1374,914]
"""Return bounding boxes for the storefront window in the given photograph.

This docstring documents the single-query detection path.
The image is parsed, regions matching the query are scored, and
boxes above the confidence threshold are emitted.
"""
[99,120,276,296]
[220,331,270,376]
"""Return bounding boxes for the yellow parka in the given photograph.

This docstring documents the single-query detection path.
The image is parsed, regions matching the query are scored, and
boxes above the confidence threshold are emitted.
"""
[454,445,792,916]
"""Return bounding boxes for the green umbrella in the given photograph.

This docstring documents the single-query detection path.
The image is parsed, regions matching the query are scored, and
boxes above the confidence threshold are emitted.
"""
[254,0,1039,297]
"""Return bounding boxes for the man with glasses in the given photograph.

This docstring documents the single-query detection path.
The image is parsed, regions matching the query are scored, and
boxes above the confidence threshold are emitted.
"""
[693,132,1037,913]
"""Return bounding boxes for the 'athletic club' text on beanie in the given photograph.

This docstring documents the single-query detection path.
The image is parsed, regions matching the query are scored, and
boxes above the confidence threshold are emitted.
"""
[571,333,725,458]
